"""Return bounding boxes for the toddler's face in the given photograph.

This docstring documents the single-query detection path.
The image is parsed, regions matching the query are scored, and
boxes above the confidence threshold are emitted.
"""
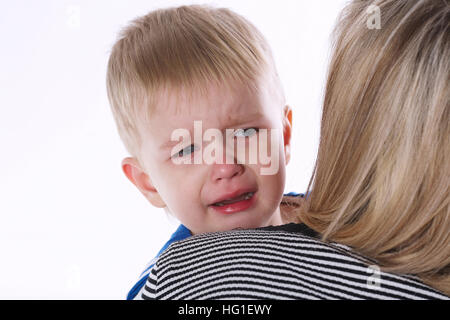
[130,77,291,235]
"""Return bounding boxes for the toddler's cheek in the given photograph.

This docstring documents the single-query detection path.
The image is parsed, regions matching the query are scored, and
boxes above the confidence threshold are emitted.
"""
[261,171,285,198]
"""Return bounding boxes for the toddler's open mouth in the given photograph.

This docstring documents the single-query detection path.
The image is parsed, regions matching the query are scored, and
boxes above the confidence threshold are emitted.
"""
[211,192,255,207]
[208,190,257,214]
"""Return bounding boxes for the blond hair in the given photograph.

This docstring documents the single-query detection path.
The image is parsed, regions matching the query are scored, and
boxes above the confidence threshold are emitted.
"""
[298,0,449,295]
[106,5,282,159]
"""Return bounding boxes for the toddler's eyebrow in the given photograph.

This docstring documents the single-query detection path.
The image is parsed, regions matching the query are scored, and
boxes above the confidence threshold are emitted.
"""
[160,140,182,150]
[226,112,263,127]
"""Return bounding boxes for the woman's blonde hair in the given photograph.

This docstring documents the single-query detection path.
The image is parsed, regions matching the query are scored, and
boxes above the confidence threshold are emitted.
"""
[106,5,282,159]
[298,0,449,295]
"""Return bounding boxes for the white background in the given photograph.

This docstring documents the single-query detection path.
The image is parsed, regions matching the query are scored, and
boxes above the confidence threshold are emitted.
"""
[0,0,347,299]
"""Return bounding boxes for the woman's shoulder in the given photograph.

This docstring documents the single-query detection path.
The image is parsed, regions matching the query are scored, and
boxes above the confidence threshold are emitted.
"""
[150,224,448,300]
[161,223,371,268]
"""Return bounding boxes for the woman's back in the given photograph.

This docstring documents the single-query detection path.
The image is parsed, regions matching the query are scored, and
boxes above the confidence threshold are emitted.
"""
[139,224,448,299]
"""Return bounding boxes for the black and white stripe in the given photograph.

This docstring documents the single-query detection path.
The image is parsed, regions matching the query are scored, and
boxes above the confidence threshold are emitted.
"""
[138,226,449,300]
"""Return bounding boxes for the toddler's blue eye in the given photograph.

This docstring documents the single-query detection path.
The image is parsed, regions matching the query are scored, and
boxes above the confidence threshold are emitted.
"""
[173,144,198,158]
[234,128,259,137]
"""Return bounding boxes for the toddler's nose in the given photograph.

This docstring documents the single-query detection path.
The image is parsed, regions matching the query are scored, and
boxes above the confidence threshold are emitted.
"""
[210,163,244,182]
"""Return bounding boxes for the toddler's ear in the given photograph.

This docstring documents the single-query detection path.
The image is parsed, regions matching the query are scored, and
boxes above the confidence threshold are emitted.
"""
[283,105,293,165]
[121,157,166,208]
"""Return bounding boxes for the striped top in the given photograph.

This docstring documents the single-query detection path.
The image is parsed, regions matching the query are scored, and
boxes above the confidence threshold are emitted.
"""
[137,223,448,300]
